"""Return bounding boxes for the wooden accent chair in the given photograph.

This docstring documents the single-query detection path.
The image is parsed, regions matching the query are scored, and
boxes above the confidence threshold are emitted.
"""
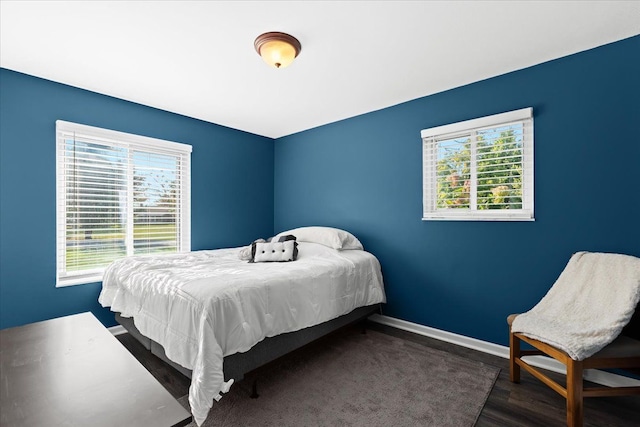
[508,314,640,427]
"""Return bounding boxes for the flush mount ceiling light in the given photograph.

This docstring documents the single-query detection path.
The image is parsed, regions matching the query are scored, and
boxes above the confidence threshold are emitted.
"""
[254,32,301,69]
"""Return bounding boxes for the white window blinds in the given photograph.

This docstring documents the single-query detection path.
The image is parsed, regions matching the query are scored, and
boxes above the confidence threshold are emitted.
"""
[56,120,191,287]
[422,108,534,221]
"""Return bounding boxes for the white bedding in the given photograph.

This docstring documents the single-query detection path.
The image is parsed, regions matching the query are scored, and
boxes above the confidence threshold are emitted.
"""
[98,242,386,425]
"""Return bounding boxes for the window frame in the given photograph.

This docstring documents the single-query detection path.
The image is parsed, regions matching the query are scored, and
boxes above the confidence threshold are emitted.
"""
[421,108,534,221]
[55,120,192,287]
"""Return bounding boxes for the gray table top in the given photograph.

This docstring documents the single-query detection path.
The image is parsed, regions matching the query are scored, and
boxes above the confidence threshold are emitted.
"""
[0,312,192,427]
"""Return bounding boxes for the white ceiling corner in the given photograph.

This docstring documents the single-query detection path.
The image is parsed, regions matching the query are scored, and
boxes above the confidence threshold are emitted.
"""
[1,1,639,138]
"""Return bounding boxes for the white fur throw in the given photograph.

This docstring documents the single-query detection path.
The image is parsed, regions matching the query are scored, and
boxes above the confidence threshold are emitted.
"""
[511,251,640,361]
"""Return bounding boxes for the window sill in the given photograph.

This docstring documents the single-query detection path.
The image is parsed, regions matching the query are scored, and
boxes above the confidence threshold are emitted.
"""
[422,212,534,222]
[56,272,104,287]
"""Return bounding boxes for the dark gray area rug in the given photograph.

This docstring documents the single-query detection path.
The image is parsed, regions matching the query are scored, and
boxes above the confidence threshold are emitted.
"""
[179,327,499,426]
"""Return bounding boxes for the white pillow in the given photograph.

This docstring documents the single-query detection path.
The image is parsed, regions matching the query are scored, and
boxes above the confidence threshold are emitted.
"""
[274,226,363,251]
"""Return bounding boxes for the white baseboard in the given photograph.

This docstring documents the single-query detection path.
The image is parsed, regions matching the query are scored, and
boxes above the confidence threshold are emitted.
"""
[368,314,640,388]
[108,324,127,336]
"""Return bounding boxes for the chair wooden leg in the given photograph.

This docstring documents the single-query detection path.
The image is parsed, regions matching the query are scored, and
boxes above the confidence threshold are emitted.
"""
[566,359,584,427]
[509,331,521,383]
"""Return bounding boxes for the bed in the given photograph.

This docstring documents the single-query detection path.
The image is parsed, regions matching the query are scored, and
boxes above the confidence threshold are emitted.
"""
[98,227,386,426]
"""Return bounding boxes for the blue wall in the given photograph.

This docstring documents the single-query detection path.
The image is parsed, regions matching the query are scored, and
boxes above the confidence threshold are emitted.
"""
[0,69,275,329]
[274,36,640,346]
[2,36,639,344]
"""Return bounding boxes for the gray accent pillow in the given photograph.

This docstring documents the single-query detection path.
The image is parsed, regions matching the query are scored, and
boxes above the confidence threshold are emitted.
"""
[250,235,298,263]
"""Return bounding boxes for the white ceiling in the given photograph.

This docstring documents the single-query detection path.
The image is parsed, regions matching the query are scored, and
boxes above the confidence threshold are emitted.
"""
[1,1,639,139]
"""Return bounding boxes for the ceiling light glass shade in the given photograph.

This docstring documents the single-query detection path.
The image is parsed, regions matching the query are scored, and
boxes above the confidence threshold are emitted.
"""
[254,32,301,69]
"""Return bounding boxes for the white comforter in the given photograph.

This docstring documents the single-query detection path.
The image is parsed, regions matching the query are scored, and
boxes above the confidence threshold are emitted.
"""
[98,242,386,425]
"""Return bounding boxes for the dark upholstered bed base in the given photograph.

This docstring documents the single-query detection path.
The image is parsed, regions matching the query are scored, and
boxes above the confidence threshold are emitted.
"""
[116,304,380,381]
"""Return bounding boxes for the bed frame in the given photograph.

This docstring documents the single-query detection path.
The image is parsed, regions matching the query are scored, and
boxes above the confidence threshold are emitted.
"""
[116,304,380,382]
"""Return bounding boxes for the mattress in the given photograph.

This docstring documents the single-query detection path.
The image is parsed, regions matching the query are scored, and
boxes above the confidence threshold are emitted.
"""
[98,242,386,425]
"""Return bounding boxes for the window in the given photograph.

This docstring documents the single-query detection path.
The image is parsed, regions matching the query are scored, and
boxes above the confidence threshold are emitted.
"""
[56,121,191,287]
[422,108,534,221]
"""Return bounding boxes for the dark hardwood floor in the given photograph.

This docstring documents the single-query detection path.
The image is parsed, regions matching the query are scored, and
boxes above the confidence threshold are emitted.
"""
[116,322,640,427]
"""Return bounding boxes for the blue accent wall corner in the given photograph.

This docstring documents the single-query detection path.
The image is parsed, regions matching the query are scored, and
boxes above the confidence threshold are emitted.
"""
[2,36,639,347]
